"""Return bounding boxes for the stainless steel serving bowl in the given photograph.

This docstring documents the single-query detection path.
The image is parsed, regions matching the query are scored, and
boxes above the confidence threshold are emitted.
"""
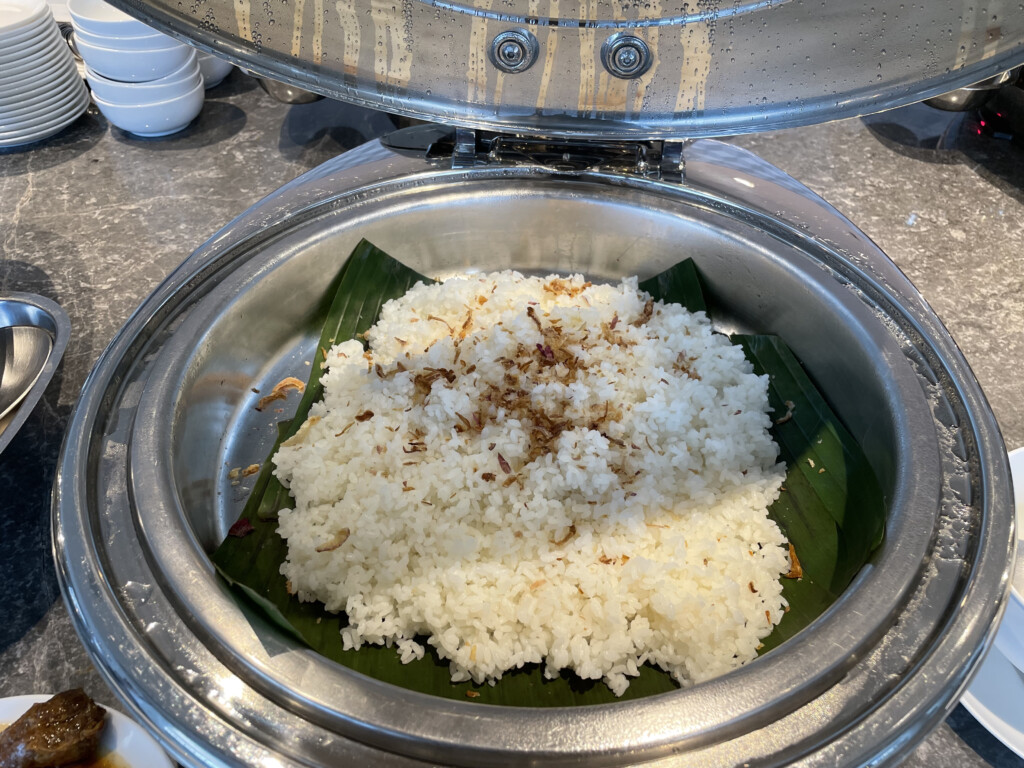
[1,292,70,455]
[53,137,1014,767]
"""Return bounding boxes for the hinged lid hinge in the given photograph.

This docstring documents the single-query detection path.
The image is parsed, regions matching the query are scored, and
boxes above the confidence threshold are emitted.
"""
[430,129,687,182]
[451,127,479,170]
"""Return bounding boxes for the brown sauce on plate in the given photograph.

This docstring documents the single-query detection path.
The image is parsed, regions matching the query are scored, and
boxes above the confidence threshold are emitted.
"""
[0,724,127,768]
[59,754,128,768]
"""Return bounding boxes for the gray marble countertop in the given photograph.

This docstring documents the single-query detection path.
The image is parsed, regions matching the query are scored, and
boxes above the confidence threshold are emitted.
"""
[1,73,1022,767]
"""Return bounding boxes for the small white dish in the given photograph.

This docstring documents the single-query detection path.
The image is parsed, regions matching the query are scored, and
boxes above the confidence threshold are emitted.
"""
[994,447,1024,672]
[961,643,1024,759]
[92,79,204,136]
[0,694,173,768]
[960,446,1024,758]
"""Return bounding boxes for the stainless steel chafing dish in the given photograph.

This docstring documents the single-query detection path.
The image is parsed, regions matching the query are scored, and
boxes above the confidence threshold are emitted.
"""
[53,1,1022,765]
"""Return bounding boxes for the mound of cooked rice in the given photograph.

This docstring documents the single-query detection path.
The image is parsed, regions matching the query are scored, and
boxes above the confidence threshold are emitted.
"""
[273,272,789,695]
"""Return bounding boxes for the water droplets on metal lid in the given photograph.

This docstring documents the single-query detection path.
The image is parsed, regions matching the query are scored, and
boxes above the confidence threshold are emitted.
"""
[113,0,1024,137]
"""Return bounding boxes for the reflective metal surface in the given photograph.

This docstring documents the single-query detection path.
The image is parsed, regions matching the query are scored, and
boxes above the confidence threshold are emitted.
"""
[0,293,69,455]
[101,0,1024,138]
[924,66,1023,111]
[53,138,1013,766]
[0,329,49,421]
[249,72,323,104]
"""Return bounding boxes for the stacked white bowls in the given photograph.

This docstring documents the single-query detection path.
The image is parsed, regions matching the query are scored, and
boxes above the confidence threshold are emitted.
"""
[0,0,89,147]
[68,0,229,136]
[196,49,233,88]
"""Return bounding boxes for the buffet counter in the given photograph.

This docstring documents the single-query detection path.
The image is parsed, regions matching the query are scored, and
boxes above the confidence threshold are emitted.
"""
[1,72,1021,767]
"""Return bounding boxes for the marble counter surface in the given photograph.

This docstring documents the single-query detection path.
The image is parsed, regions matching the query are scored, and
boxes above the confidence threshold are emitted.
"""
[0,72,1022,766]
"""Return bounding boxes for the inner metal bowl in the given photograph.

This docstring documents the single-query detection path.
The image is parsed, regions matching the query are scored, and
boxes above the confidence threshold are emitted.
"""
[53,138,1013,768]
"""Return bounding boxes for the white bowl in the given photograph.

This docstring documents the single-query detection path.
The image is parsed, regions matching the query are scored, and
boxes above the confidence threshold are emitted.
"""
[74,35,191,82]
[87,49,198,86]
[66,0,154,36]
[85,54,200,102]
[994,446,1024,673]
[196,50,232,88]
[92,79,203,136]
[73,23,176,51]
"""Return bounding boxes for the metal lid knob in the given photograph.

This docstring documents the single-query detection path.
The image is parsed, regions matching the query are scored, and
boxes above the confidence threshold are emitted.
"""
[489,29,539,74]
[601,33,652,79]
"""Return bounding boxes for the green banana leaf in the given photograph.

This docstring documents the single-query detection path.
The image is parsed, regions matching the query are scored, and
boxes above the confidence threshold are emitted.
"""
[213,246,886,704]
[638,257,707,315]
[733,334,885,652]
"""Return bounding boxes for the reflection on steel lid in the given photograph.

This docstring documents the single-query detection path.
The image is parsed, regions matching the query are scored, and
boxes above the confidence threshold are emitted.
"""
[109,0,1024,137]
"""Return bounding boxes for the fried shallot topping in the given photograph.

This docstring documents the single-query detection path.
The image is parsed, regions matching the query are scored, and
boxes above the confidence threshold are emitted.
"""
[775,400,797,425]
[785,543,803,579]
[633,298,654,327]
[256,376,306,411]
[360,288,663,480]
[543,277,592,298]
[550,524,577,547]
[315,528,351,552]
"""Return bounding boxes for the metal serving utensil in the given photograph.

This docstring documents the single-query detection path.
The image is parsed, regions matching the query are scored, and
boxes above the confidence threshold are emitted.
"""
[0,294,70,454]
[0,326,52,421]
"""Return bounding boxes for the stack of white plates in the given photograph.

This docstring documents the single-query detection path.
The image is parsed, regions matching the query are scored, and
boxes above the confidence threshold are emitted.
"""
[0,0,89,148]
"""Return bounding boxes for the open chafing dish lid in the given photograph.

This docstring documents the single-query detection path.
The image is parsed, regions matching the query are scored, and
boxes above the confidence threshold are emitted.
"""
[107,0,1024,139]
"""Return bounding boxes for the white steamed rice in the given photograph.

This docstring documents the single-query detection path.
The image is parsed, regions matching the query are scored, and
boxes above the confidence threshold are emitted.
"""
[273,271,789,695]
